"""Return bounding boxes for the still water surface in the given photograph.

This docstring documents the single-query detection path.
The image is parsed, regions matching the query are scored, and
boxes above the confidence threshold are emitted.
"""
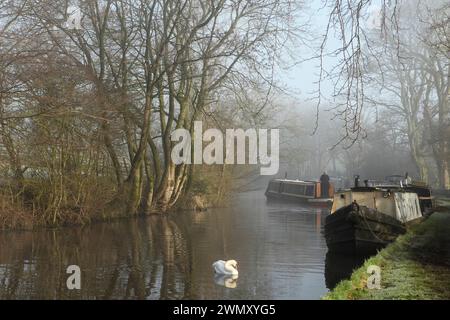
[0,191,360,299]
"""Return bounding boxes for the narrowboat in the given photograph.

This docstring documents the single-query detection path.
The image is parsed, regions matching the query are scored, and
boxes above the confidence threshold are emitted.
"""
[265,179,334,205]
[324,186,423,254]
[372,175,434,213]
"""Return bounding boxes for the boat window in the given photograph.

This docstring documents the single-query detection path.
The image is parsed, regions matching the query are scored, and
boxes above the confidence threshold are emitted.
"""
[268,181,280,191]
[285,184,295,194]
[287,184,293,193]
[285,184,306,195]
[305,185,314,196]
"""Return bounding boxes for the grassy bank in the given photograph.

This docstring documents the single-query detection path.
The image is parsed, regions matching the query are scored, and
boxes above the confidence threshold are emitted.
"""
[323,210,450,300]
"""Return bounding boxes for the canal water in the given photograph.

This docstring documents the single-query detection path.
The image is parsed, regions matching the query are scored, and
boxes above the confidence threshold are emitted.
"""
[0,190,363,299]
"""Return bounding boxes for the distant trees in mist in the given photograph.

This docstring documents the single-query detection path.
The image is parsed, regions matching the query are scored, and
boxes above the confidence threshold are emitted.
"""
[311,0,449,188]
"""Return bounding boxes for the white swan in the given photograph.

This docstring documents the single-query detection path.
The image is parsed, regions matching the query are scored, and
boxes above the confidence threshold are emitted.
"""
[212,259,238,275]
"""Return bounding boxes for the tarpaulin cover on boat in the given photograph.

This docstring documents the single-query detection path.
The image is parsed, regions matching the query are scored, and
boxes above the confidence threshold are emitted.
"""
[394,192,422,223]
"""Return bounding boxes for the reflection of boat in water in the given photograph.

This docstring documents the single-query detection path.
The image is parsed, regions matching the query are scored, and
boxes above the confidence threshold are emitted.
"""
[324,251,366,290]
[265,179,334,206]
[325,181,425,254]
[214,274,238,288]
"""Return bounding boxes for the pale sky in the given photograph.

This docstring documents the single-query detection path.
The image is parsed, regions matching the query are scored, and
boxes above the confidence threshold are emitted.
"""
[282,0,380,105]
[281,0,340,104]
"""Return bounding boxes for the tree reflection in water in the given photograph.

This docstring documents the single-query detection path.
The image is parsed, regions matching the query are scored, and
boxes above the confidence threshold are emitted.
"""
[0,215,191,299]
[0,191,330,299]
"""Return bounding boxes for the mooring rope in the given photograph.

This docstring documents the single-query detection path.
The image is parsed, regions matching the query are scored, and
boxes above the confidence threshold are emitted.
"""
[353,201,387,244]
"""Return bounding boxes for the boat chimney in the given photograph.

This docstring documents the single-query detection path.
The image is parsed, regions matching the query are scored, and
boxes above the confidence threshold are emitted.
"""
[354,175,360,187]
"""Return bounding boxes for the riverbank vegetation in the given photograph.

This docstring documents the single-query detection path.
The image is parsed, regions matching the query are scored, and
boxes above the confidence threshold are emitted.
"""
[323,210,450,300]
[0,0,303,229]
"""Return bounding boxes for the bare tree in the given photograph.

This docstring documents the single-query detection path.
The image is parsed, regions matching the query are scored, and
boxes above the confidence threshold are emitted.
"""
[0,0,304,227]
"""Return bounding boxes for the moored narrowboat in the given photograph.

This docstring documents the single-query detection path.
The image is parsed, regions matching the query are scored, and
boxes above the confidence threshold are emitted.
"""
[324,186,423,254]
[265,179,334,205]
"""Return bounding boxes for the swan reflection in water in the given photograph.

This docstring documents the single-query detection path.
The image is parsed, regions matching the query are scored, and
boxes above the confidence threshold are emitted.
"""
[214,274,239,288]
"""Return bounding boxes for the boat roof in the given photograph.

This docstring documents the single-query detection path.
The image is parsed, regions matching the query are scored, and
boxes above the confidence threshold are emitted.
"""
[337,186,418,193]
[271,179,317,184]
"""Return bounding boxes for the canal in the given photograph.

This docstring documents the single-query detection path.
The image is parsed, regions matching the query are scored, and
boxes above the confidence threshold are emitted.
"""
[0,190,360,299]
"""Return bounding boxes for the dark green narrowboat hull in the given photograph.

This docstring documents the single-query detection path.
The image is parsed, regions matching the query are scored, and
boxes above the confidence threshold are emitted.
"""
[324,204,406,254]
[265,191,332,206]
